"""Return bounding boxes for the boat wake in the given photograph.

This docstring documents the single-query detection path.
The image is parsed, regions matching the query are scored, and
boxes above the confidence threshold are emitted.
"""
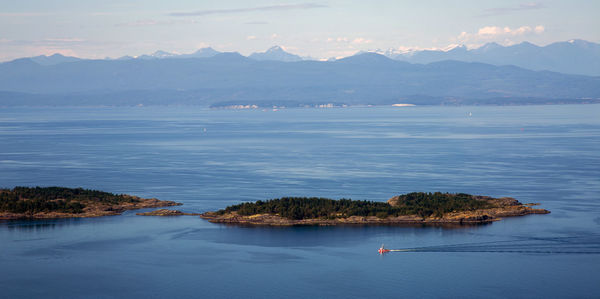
[380,235,600,255]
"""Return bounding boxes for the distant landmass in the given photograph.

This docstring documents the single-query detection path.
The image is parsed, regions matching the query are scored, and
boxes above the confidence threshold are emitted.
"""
[200,192,550,226]
[137,209,200,216]
[29,53,83,66]
[0,42,599,107]
[132,47,221,60]
[8,39,599,74]
[249,46,303,62]
[387,40,600,76]
[0,186,180,220]
[114,45,301,62]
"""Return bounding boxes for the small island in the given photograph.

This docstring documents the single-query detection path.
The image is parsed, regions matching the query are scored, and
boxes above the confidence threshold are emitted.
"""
[136,209,200,216]
[0,186,181,220]
[200,192,550,226]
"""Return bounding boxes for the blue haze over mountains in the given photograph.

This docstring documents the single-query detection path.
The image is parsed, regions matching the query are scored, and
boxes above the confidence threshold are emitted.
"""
[388,39,600,77]
[0,39,599,107]
[249,46,303,62]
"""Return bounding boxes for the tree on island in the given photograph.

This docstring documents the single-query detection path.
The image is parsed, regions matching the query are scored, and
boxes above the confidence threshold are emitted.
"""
[0,186,140,214]
[218,192,493,220]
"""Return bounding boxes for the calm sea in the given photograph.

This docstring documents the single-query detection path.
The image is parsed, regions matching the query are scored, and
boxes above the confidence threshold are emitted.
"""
[1,105,599,298]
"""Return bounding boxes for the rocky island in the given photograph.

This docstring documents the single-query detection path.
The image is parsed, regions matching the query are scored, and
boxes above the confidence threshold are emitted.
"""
[0,186,181,220]
[200,192,549,226]
[136,209,200,216]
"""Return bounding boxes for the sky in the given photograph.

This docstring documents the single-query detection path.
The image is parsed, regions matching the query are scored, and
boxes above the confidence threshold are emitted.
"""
[0,0,599,61]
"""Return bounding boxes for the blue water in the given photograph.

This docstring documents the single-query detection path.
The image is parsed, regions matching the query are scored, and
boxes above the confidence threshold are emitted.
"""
[1,105,599,298]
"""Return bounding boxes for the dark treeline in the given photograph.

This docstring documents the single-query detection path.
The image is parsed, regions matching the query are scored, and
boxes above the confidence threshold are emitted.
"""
[394,192,492,218]
[0,186,138,214]
[219,192,492,220]
[221,197,393,220]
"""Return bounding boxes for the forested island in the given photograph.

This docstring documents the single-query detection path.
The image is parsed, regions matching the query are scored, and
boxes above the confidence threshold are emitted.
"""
[200,192,550,226]
[1,188,550,224]
[0,186,181,220]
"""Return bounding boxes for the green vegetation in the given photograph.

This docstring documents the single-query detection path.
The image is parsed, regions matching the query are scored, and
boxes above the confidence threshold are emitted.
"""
[392,192,492,218]
[0,186,139,214]
[220,197,392,220]
[218,192,493,220]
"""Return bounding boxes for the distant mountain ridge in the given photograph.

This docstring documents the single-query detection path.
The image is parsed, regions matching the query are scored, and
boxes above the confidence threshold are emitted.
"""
[6,39,599,76]
[386,39,600,76]
[0,51,598,107]
[248,46,303,62]
[27,53,82,65]
[129,47,222,60]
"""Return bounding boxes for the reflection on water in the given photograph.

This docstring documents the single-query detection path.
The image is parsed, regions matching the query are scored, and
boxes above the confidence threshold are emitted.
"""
[1,105,600,298]
[2,218,85,231]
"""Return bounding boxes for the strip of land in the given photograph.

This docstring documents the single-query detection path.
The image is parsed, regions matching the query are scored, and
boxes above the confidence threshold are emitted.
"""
[0,187,181,220]
[136,209,200,216]
[200,193,549,226]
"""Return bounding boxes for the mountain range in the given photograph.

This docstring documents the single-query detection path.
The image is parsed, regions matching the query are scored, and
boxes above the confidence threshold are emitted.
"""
[25,53,82,66]
[387,39,600,76]
[8,39,598,76]
[0,49,599,107]
[249,46,303,62]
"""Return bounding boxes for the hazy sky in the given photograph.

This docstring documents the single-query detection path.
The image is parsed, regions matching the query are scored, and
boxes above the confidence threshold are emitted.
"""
[1,0,598,61]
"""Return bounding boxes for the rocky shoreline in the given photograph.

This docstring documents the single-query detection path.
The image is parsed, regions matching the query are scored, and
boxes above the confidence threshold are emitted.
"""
[136,209,200,216]
[200,196,550,226]
[0,196,181,220]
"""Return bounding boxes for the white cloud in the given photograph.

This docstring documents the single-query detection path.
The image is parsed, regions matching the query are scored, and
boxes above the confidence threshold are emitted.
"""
[514,26,533,35]
[325,37,374,44]
[351,37,372,45]
[317,36,378,59]
[282,45,298,51]
[534,25,545,34]
[195,42,209,49]
[477,26,535,37]
[246,35,257,40]
[457,25,545,45]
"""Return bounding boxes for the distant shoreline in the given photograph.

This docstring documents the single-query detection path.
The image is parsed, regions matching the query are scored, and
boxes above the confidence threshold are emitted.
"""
[2,101,600,109]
